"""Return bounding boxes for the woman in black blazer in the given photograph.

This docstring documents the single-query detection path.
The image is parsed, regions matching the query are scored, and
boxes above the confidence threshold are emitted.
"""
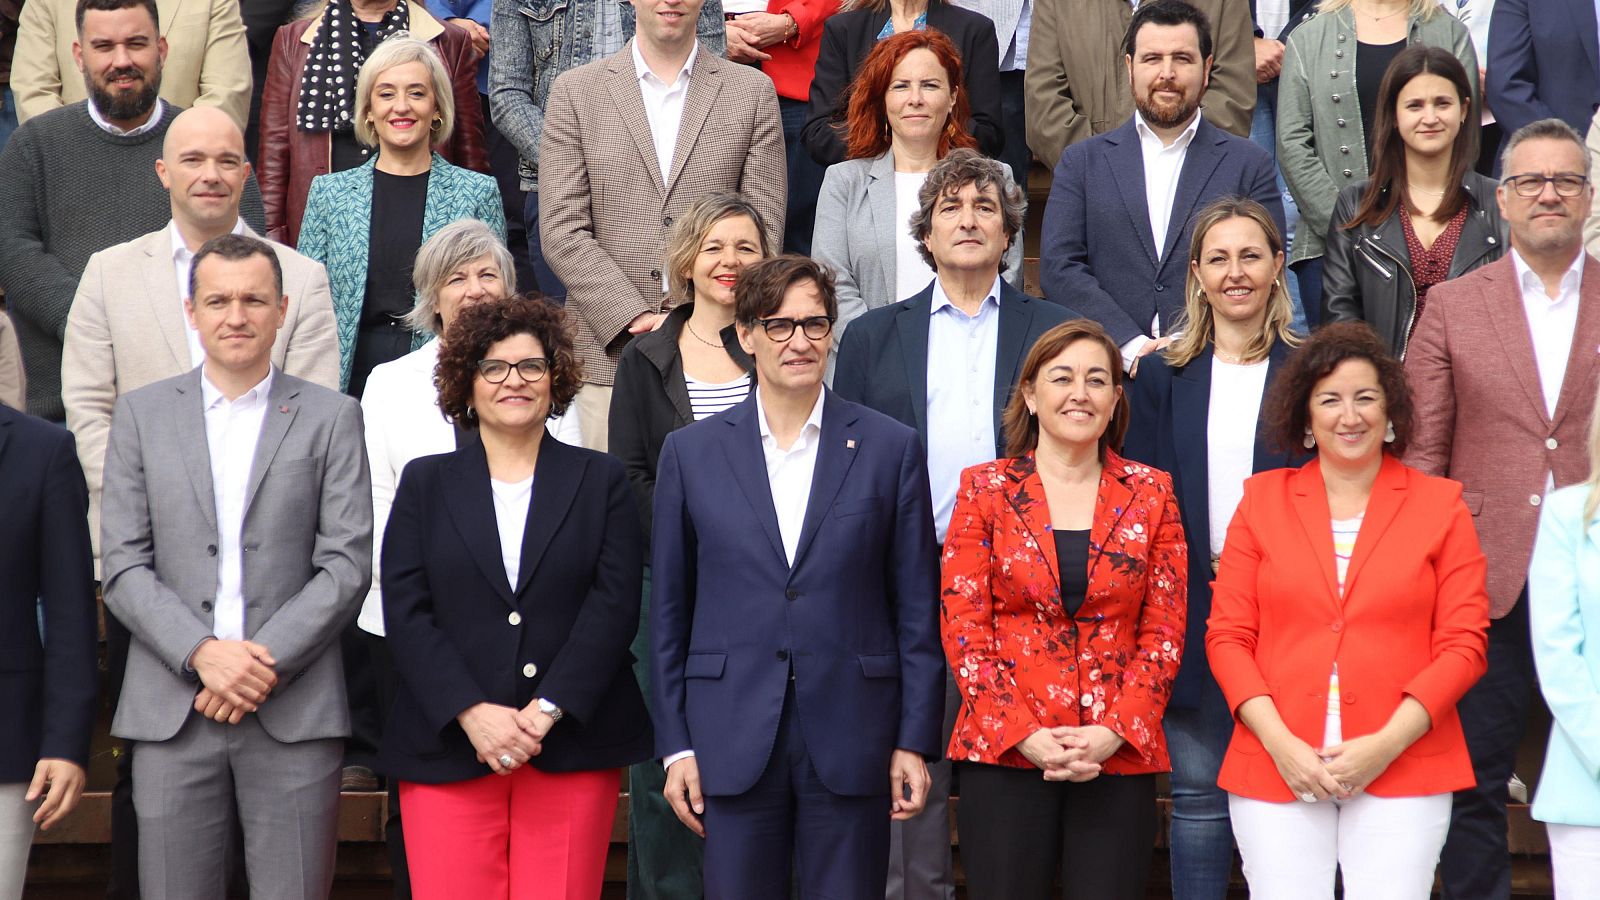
[1121,198,1303,900]
[380,295,650,900]
[801,0,1004,166]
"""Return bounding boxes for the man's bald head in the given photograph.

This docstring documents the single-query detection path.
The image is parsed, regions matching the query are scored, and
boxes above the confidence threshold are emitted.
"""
[157,107,252,242]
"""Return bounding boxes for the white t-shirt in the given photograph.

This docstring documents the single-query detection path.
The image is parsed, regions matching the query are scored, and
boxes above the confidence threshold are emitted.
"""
[894,170,936,301]
[1206,357,1269,558]
[491,474,535,587]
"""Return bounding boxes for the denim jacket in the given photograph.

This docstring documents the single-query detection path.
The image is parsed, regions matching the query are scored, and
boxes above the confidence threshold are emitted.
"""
[489,0,726,191]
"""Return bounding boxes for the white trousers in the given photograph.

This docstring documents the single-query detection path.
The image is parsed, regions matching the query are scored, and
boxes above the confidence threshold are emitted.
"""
[1548,823,1600,899]
[1228,791,1451,900]
[0,784,36,900]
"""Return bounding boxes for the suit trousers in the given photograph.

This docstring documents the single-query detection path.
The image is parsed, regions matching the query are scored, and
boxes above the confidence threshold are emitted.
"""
[701,682,892,900]
[0,784,34,900]
[574,383,613,453]
[885,671,958,900]
[133,713,342,900]
[955,763,1157,900]
[400,767,620,900]
[1548,823,1600,899]
[1440,595,1537,900]
[1228,792,1452,900]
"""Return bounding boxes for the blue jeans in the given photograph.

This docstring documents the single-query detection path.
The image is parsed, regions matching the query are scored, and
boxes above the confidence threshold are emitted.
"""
[0,88,18,153]
[522,189,568,304]
[780,96,826,256]
[1164,671,1237,900]
[1249,82,1308,332]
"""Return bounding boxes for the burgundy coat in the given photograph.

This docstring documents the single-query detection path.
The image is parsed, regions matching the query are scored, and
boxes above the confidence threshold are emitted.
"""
[257,5,488,246]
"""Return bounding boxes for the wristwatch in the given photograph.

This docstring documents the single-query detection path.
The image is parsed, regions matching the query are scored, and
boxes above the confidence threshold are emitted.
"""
[536,698,564,723]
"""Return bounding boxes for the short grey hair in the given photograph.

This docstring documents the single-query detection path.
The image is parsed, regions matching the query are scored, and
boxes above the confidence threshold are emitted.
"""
[354,34,455,149]
[404,219,516,335]
[908,148,1026,273]
[1499,118,1587,177]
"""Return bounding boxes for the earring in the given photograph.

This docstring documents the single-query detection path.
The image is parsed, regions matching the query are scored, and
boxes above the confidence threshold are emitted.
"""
[1303,428,1315,450]
[1384,421,1396,444]
[430,115,443,132]
[466,405,476,419]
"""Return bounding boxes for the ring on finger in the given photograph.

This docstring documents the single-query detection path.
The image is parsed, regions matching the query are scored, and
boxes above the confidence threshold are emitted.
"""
[1339,782,1354,793]
[1298,791,1318,803]
[498,754,515,768]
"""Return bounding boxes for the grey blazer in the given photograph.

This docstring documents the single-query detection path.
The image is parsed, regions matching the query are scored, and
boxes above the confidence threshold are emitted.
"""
[101,367,372,744]
[811,151,1025,341]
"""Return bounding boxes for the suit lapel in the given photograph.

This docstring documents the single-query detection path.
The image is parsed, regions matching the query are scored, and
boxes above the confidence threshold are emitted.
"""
[242,372,298,516]
[720,398,788,567]
[0,413,12,469]
[792,392,861,569]
[515,435,584,596]
[1254,341,1296,471]
[141,232,194,372]
[1005,456,1058,584]
[1340,455,1407,599]
[993,286,1030,451]
[894,293,933,440]
[1106,125,1159,266]
[1552,258,1600,431]
[1087,463,1136,589]
[1568,0,1600,81]
[174,371,218,534]
[1289,461,1340,606]
[1171,352,1212,556]
[868,153,899,293]
[421,153,457,240]
[441,441,517,605]
[1484,261,1551,422]
[1161,127,1225,268]
[608,48,667,196]
[665,49,722,195]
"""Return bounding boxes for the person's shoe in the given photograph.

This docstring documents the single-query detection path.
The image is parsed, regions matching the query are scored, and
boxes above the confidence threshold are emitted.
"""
[342,765,380,792]
[1508,774,1529,804]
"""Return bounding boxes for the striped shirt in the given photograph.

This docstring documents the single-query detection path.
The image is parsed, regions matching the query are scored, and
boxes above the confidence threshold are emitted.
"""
[686,372,752,421]
[1324,514,1364,748]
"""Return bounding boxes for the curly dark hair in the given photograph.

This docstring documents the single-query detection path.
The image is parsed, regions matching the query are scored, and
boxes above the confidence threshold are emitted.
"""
[435,294,582,428]
[1262,320,1413,456]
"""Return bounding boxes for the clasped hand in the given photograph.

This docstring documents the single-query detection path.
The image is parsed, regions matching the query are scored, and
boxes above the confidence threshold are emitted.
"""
[1018,725,1124,782]
[191,639,278,724]
[457,701,558,776]
[1266,732,1401,801]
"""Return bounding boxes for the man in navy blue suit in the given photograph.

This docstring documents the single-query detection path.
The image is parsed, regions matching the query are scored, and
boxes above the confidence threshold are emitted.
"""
[1486,0,1600,139]
[650,255,945,899]
[1040,0,1283,374]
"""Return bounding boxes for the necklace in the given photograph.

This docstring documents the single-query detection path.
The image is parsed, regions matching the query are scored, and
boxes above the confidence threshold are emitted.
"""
[684,319,724,348]
[1356,2,1406,20]
[1407,182,1447,197]
[1213,346,1253,365]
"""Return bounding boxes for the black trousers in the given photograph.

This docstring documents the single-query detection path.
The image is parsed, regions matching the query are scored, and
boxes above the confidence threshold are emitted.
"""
[956,763,1156,900]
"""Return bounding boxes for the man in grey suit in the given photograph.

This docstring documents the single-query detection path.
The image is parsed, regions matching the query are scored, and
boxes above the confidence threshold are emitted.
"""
[100,233,372,900]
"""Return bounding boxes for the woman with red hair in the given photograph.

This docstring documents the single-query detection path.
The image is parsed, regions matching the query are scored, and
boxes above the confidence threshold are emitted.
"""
[811,29,1021,343]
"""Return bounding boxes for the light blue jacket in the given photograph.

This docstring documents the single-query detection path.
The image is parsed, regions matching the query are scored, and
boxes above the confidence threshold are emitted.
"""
[1528,483,1600,827]
[298,153,506,391]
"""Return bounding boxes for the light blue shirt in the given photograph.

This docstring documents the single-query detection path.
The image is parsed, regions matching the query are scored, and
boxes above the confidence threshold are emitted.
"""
[926,275,1002,544]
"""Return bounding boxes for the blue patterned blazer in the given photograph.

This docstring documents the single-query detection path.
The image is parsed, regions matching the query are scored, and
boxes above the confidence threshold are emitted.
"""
[297,153,506,390]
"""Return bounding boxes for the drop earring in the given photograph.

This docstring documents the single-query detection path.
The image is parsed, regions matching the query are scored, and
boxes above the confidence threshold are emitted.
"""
[1384,421,1396,444]
[1303,428,1315,450]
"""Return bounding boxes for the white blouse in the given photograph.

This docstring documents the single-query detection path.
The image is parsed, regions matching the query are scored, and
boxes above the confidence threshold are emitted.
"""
[490,474,535,588]
[1205,357,1269,558]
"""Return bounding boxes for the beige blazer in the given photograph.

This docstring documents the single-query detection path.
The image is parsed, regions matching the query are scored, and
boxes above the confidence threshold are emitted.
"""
[538,43,787,386]
[10,0,251,127]
[63,225,339,560]
[0,311,23,411]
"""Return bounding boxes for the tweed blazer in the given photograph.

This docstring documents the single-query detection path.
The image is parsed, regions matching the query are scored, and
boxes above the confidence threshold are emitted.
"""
[811,151,1024,339]
[538,43,786,386]
[1277,8,1477,263]
[297,153,505,391]
[10,0,251,127]
[1403,254,1600,617]
[941,451,1187,775]
[63,224,339,562]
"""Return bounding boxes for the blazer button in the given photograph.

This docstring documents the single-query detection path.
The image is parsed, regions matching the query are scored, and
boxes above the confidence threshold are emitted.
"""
[201,601,213,612]
[1331,621,1343,633]
[1530,494,1542,507]
[1330,70,1339,79]
[1343,169,1353,178]
[1338,33,1347,42]
[1337,118,1347,127]
[650,268,662,281]
[1488,236,1497,244]
[786,589,800,601]
[776,650,789,661]
[662,216,673,226]
[1154,284,1165,292]
[1340,146,1350,155]
[1546,437,1559,450]
[1080,694,1093,707]
[1335,49,1344,58]
[508,611,523,626]
[522,662,538,678]
[1332,94,1341,103]
[207,544,218,556]
[1343,692,1357,704]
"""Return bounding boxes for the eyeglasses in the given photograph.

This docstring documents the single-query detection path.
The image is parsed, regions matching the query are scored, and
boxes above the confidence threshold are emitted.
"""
[752,315,835,341]
[1500,173,1590,198]
[476,357,550,383]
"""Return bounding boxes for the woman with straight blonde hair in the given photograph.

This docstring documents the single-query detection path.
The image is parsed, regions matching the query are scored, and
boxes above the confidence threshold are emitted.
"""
[1123,196,1303,899]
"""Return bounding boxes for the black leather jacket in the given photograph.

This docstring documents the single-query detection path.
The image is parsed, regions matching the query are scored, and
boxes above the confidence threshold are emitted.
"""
[1321,172,1507,357]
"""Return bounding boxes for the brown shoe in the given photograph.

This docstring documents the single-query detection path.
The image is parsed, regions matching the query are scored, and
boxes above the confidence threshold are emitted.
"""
[341,765,380,792]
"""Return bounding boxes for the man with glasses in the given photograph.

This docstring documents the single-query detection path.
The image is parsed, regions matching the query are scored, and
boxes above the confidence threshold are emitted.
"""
[1404,117,1600,900]
[650,255,945,899]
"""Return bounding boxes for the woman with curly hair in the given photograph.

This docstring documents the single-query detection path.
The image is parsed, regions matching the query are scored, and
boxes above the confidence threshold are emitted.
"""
[378,295,650,899]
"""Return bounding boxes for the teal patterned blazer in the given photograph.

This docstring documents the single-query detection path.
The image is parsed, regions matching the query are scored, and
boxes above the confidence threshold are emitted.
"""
[297,153,506,391]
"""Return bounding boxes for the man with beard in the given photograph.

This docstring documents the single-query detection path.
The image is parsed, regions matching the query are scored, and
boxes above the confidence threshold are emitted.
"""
[1404,118,1600,900]
[0,0,264,422]
[1038,0,1281,377]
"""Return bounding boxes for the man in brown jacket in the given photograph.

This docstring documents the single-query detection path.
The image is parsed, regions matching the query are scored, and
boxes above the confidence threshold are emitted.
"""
[1024,0,1255,168]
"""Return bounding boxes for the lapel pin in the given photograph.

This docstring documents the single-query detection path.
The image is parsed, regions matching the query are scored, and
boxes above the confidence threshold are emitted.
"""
[846,439,857,449]
[279,405,290,414]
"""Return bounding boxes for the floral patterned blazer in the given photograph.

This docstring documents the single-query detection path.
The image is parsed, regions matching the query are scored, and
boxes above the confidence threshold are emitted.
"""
[942,450,1187,774]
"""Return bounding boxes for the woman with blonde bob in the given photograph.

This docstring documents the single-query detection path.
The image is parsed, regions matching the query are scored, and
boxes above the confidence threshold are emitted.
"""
[1527,384,1600,898]
[297,35,504,396]
[1122,196,1303,899]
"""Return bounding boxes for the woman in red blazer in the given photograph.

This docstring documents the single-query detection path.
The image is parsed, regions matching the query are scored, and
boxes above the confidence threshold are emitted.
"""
[942,320,1187,900]
[1207,321,1489,900]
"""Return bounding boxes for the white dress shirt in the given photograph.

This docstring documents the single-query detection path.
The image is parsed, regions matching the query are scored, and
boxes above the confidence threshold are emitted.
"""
[1511,249,1584,421]
[632,39,697,185]
[1205,357,1268,558]
[171,218,251,367]
[926,276,1001,544]
[1119,110,1202,370]
[199,366,274,641]
[87,97,167,137]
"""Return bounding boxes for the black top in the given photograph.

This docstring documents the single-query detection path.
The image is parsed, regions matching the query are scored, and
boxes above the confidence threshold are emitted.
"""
[1356,39,1406,157]
[363,168,429,327]
[329,21,383,172]
[1054,529,1090,616]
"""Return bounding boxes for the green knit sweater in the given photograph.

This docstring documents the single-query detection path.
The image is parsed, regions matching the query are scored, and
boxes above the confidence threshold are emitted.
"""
[0,102,265,420]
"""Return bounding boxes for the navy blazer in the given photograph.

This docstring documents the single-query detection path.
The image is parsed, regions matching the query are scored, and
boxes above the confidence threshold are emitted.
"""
[379,434,652,783]
[1039,117,1284,348]
[832,280,1078,453]
[0,406,97,781]
[1487,0,1600,137]
[1121,341,1303,708]
[650,390,944,797]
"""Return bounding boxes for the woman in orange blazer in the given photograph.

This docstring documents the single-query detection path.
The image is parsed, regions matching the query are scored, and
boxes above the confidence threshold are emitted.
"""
[1207,321,1489,900]
[942,319,1187,900]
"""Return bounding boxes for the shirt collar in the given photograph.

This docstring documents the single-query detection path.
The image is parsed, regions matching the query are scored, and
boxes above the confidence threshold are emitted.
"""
[170,218,250,263]
[1510,247,1585,301]
[755,385,826,448]
[200,366,275,411]
[929,275,1004,317]
[1133,108,1202,151]
[86,96,166,137]
[631,38,697,88]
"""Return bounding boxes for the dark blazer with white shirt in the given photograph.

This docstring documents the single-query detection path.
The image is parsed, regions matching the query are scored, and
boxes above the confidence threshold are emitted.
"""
[379,435,652,784]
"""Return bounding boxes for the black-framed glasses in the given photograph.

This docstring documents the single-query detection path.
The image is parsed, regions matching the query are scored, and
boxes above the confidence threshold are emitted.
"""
[1501,173,1590,198]
[753,315,835,341]
[476,357,550,383]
